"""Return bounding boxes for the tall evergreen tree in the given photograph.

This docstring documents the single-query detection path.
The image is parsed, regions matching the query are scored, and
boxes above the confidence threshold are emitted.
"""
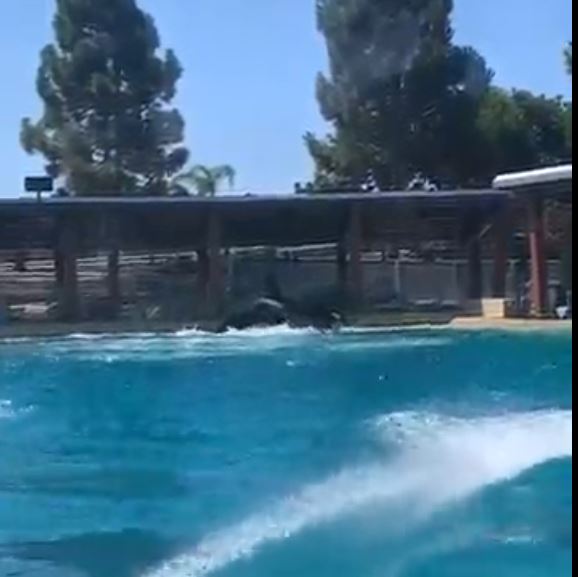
[21,0,189,196]
[306,0,493,189]
[477,88,571,176]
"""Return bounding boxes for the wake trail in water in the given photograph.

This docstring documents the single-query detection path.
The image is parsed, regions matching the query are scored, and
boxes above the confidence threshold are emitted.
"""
[145,409,572,577]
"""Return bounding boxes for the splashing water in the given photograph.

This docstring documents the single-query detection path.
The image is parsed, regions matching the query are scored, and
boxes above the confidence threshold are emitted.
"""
[145,410,572,577]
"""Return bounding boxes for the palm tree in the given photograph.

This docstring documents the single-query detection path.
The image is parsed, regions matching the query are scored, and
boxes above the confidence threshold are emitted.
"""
[171,164,236,197]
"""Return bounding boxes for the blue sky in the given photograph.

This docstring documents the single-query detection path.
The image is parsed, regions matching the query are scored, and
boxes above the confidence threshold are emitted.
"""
[0,0,572,198]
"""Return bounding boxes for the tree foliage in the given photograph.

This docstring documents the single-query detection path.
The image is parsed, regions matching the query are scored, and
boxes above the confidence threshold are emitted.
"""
[478,89,572,176]
[563,42,573,149]
[172,164,236,197]
[307,0,493,189]
[21,0,189,196]
[307,0,571,189]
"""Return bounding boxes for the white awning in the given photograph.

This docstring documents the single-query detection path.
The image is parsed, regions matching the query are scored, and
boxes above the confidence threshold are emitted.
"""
[493,165,572,190]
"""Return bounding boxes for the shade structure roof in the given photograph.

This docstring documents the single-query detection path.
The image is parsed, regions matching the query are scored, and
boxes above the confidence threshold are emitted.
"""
[493,165,572,199]
[0,189,509,252]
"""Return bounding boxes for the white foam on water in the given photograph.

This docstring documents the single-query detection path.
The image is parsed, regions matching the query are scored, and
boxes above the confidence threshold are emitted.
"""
[499,533,540,545]
[58,325,450,363]
[174,325,448,341]
[40,325,315,362]
[172,328,452,359]
[0,400,14,419]
[2,325,453,364]
[65,332,161,341]
[66,333,116,340]
[174,323,453,342]
[0,337,34,344]
[144,409,572,577]
[324,336,452,352]
[176,325,318,339]
[0,400,32,421]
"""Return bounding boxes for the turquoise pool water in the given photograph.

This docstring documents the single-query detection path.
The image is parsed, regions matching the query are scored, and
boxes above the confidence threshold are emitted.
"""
[0,327,572,577]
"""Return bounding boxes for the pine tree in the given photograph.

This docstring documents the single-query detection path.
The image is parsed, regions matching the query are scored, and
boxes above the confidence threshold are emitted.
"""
[306,0,493,189]
[477,88,571,176]
[21,0,189,196]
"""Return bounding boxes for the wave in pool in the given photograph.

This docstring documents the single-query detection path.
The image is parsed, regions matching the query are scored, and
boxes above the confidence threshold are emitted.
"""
[27,327,451,363]
[144,409,572,577]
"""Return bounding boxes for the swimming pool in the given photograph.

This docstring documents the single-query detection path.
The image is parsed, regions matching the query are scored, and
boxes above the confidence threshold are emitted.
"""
[0,327,572,576]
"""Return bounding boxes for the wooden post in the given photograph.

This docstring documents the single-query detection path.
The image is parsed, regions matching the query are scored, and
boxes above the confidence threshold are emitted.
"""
[206,211,224,316]
[336,242,348,304]
[527,197,548,317]
[492,211,510,299]
[55,248,65,288]
[466,236,483,301]
[197,248,209,305]
[107,248,121,317]
[57,220,80,321]
[561,210,573,303]
[347,204,364,307]
[394,258,403,302]
[106,217,121,318]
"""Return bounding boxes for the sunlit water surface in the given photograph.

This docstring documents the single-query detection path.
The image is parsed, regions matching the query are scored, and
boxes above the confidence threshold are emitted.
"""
[0,327,572,577]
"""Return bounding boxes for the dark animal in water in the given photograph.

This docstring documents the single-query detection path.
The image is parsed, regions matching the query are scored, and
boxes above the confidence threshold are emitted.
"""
[219,298,344,333]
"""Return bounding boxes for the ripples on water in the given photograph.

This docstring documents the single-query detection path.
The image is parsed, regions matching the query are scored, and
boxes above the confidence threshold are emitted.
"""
[0,326,572,577]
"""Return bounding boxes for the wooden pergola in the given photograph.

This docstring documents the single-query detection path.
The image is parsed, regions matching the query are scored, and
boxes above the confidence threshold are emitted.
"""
[0,166,572,320]
[493,165,573,316]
